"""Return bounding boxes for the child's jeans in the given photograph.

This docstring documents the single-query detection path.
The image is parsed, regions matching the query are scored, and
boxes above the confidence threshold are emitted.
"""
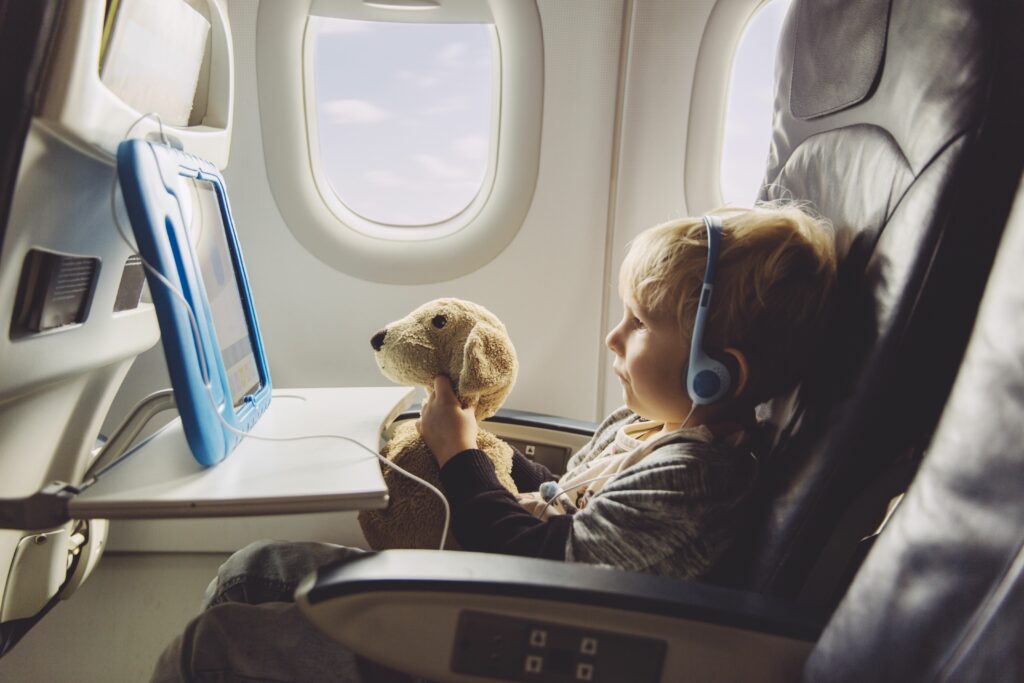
[149,540,427,683]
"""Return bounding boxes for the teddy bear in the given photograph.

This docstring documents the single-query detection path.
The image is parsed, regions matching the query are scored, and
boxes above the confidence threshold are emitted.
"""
[358,298,519,550]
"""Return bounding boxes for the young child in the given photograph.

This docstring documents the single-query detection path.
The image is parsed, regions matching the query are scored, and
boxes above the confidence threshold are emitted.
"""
[419,203,836,578]
[152,204,837,682]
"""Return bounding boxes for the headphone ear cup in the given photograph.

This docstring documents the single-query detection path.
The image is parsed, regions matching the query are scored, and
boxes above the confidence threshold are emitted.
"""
[687,354,733,405]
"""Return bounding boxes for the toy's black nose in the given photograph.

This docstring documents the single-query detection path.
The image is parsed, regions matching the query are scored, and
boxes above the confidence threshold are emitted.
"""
[371,329,386,351]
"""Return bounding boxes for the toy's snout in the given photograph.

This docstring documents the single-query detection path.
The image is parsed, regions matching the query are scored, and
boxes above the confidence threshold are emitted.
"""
[371,329,386,351]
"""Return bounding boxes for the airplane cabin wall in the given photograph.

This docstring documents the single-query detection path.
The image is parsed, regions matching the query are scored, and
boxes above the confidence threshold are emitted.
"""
[0,1,760,678]
[600,0,725,417]
[231,0,619,422]
[105,0,723,435]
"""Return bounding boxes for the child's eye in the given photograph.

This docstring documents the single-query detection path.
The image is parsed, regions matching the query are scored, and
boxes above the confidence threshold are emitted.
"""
[632,317,645,329]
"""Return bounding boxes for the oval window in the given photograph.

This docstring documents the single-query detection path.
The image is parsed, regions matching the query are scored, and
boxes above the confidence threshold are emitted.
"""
[258,0,541,283]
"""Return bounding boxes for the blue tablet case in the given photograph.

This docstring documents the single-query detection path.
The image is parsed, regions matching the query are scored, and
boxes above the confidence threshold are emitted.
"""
[116,140,272,466]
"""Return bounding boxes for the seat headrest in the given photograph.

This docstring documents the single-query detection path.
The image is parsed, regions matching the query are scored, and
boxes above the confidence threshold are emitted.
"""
[790,0,890,119]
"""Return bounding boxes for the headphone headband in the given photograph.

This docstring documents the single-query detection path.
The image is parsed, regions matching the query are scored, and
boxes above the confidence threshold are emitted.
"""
[686,215,732,405]
[701,215,723,284]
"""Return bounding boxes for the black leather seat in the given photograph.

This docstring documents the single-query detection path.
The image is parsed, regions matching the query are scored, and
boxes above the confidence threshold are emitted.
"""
[295,125,1024,683]
[712,0,1024,605]
[804,171,1024,683]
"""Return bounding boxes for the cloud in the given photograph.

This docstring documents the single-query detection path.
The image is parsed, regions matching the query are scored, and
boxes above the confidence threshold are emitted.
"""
[436,42,468,68]
[322,99,393,124]
[397,69,442,89]
[366,170,407,188]
[414,154,467,180]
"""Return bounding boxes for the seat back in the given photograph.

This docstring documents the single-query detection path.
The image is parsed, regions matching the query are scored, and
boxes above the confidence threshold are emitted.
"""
[712,0,1024,602]
[804,168,1024,682]
[0,2,160,653]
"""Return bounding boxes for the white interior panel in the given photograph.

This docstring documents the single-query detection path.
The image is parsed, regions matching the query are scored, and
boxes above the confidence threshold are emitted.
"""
[99,0,745,465]
[0,125,161,620]
[599,0,718,417]
[235,0,622,421]
[93,0,746,549]
[0,1,777,679]
[259,0,543,283]
[108,0,628,429]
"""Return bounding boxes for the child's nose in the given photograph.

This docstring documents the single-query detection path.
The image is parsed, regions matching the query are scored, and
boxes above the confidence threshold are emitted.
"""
[605,326,622,354]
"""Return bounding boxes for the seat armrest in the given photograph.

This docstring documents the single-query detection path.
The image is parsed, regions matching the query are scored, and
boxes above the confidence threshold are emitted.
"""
[395,406,598,438]
[392,407,597,474]
[484,409,597,437]
[296,550,823,683]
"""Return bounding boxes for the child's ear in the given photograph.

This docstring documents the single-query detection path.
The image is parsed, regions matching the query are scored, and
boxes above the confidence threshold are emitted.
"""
[722,347,750,399]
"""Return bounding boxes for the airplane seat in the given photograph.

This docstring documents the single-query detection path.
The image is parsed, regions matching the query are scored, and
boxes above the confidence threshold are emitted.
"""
[708,0,1024,606]
[803,165,1024,682]
[0,0,161,655]
[295,163,1024,682]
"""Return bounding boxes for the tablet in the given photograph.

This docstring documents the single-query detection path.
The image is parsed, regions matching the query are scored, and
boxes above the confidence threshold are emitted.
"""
[116,140,272,466]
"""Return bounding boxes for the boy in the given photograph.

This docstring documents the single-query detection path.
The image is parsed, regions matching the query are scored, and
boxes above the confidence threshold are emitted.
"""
[419,204,836,578]
[152,205,837,681]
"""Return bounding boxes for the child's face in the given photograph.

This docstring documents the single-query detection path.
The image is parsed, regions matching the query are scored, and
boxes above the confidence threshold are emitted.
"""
[605,293,692,425]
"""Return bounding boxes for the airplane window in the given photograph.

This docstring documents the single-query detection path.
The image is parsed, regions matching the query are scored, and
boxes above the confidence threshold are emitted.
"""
[260,1,539,282]
[720,0,791,207]
[308,17,495,228]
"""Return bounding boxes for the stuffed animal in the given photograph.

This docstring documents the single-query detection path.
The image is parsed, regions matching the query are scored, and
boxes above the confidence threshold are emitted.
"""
[359,298,519,550]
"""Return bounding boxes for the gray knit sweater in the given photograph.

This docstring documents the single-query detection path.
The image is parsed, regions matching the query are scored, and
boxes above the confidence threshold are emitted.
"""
[563,408,758,579]
[440,407,759,580]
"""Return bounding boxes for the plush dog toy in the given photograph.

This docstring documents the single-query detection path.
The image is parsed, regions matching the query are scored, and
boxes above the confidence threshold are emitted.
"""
[359,298,519,550]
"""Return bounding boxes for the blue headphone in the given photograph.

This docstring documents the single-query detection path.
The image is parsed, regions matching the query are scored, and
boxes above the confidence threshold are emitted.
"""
[686,215,733,405]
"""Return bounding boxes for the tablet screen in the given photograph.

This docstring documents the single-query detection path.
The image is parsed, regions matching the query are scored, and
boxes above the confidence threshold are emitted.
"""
[189,177,261,407]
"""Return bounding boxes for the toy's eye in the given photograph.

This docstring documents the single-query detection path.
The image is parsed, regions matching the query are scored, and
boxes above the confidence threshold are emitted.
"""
[432,315,447,329]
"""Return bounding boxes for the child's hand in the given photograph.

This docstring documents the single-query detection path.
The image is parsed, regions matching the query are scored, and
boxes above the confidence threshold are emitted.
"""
[418,376,479,467]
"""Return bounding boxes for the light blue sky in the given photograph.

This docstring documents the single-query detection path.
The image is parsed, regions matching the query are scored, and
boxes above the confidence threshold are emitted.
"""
[721,0,791,207]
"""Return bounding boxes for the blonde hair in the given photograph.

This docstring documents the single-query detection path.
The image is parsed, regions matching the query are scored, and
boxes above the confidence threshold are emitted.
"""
[619,202,838,403]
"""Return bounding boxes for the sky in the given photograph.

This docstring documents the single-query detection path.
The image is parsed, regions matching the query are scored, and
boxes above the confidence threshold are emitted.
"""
[720,0,791,207]
[312,18,492,226]
[311,0,791,226]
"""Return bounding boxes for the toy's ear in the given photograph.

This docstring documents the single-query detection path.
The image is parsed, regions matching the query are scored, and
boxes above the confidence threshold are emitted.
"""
[459,322,517,418]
